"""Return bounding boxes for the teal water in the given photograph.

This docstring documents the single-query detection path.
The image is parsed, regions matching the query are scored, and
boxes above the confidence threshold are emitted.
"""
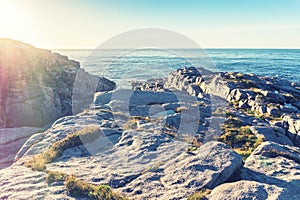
[55,49,300,85]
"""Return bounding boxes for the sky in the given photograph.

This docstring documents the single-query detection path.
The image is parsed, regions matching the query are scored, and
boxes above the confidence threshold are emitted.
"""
[0,0,300,49]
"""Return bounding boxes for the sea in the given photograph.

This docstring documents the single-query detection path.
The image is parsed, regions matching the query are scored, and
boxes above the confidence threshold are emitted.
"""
[54,49,300,87]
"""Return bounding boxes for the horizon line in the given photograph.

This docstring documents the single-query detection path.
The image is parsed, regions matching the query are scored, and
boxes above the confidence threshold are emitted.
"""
[52,47,300,50]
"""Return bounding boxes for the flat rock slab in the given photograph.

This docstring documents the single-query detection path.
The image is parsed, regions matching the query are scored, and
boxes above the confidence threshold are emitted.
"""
[207,180,288,200]
[249,126,294,146]
[118,141,242,199]
[0,166,71,199]
[243,141,300,182]
[0,127,41,169]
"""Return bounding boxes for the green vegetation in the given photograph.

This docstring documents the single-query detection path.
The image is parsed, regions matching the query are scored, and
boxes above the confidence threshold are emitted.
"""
[65,175,126,200]
[47,171,67,184]
[225,111,234,118]
[245,109,268,120]
[46,171,127,200]
[246,109,255,117]
[219,118,263,161]
[212,108,227,117]
[187,146,198,152]
[25,126,100,171]
[187,189,211,200]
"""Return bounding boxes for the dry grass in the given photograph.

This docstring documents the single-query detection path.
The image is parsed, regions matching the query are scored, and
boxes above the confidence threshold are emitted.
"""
[122,116,151,130]
[188,188,211,200]
[236,73,244,77]
[234,148,254,162]
[122,118,139,130]
[219,121,263,161]
[65,175,127,200]
[25,126,100,171]
[212,108,227,116]
[175,106,188,113]
[249,87,262,93]
[46,170,127,200]
[47,171,67,184]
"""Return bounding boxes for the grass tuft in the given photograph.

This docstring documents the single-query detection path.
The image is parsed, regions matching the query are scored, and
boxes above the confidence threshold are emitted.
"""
[47,171,67,184]
[25,126,100,171]
[219,121,263,161]
[65,175,126,200]
[187,188,211,200]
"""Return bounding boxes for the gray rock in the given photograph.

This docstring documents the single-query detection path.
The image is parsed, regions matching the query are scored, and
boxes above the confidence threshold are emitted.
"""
[283,115,300,134]
[94,89,179,106]
[161,141,242,190]
[249,126,294,145]
[283,115,300,145]
[0,127,41,169]
[164,67,202,95]
[291,101,300,110]
[207,180,286,200]
[121,141,242,199]
[243,141,300,182]
[200,73,232,99]
[228,88,248,102]
[261,90,285,104]
[267,106,281,117]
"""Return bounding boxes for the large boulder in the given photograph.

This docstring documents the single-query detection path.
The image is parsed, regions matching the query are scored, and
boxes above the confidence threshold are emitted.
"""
[164,67,203,97]
[121,141,242,199]
[207,180,288,200]
[249,126,294,146]
[233,142,300,199]
[282,115,300,146]
[242,141,300,182]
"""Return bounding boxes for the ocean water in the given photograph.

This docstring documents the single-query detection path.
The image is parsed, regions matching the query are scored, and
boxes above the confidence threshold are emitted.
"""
[54,49,300,87]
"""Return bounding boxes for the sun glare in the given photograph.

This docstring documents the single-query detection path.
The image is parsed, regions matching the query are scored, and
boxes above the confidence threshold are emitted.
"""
[0,0,35,42]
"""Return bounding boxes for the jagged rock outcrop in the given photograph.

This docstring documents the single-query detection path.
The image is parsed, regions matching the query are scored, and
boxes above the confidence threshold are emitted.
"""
[0,39,115,128]
[134,67,300,147]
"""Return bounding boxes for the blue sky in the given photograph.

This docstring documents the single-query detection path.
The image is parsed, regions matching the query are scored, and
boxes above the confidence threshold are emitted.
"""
[1,0,299,48]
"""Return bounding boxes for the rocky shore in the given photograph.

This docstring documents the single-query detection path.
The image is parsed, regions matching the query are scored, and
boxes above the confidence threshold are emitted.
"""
[0,39,115,169]
[1,41,300,199]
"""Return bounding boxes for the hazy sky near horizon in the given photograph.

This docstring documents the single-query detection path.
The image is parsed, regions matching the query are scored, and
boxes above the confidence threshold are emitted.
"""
[0,0,300,49]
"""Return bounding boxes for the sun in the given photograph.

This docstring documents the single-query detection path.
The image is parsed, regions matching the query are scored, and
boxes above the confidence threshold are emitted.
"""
[0,0,36,42]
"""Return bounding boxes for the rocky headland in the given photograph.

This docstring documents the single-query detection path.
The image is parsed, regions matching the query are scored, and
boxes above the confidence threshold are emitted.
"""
[0,39,115,169]
[0,41,300,199]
